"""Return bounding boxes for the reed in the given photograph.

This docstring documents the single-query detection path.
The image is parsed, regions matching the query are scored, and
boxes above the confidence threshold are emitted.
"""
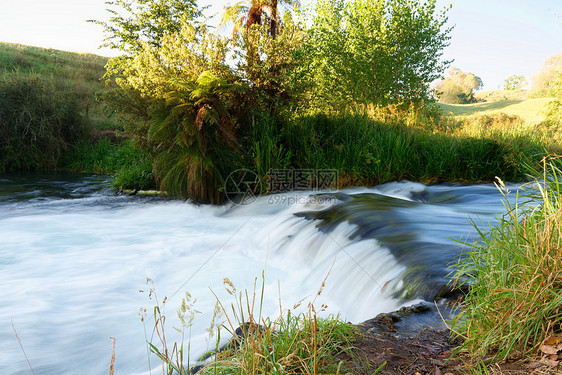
[451,156,562,360]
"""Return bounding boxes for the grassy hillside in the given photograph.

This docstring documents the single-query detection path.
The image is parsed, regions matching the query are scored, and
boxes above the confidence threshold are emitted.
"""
[437,97,554,123]
[0,41,109,124]
[0,42,154,184]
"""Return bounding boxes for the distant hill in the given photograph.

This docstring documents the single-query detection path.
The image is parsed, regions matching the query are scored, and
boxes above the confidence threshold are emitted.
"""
[0,41,109,123]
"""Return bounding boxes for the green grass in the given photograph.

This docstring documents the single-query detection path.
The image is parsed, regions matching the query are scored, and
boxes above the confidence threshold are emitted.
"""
[267,108,547,188]
[146,275,363,375]
[0,73,87,171]
[63,139,155,190]
[437,97,555,123]
[0,41,109,123]
[451,157,562,361]
[0,42,145,180]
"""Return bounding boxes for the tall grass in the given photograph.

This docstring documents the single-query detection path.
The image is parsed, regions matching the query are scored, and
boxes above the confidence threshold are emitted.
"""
[146,274,360,375]
[275,108,546,188]
[0,73,87,171]
[451,157,562,360]
[63,139,155,190]
[0,42,108,122]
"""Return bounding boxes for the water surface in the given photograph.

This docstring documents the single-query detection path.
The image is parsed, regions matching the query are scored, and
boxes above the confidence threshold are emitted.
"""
[0,173,510,374]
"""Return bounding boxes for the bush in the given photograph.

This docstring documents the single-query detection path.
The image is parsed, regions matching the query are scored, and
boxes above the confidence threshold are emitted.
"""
[63,138,156,190]
[452,157,562,360]
[0,73,86,171]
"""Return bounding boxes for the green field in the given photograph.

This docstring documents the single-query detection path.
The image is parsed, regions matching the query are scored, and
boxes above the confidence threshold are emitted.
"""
[437,97,554,123]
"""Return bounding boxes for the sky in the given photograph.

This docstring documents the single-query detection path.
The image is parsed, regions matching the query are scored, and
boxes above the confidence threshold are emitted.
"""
[0,0,560,90]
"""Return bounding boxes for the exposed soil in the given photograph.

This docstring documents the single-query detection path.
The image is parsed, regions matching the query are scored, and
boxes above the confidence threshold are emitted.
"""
[340,304,562,375]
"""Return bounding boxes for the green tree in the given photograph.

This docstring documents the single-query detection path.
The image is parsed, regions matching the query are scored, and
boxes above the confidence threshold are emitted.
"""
[220,0,306,112]
[91,0,202,54]
[436,67,482,104]
[532,53,562,97]
[221,0,300,39]
[504,75,527,90]
[305,0,452,108]
[95,0,305,201]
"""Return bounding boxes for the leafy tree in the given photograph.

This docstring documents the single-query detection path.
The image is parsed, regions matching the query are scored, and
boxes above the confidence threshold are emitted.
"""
[436,67,482,104]
[91,0,202,54]
[94,0,305,201]
[221,0,300,38]
[532,53,562,97]
[220,0,306,112]
[504,75,527,91]
[305,0,453,108]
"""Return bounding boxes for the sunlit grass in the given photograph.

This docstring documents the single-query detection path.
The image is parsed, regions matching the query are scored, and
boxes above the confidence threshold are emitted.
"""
[438,97,554,123]
[451,157,562,361]
[146,274,364,375]
[0,41,108,122]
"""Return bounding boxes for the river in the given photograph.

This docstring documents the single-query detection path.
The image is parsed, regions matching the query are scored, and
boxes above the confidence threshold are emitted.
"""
[0,172,511,374]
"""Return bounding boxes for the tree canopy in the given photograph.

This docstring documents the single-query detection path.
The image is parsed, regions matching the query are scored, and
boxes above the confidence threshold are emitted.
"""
[504,75,527,91]
[91,0,203,54]
[532,53,562,97]
[94,0,453,202]
[436,67,482,104]
[305,0,452,108]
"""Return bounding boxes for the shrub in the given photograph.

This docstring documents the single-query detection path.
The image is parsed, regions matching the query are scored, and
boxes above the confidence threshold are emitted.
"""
[0,73,86,171]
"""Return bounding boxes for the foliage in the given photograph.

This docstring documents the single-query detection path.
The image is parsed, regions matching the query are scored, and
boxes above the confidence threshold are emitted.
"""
[90,0,202,54]
[0,41,109,124]
[95,0,308,201]
[63,138,155,190]
[0,73,86,172]
[148,71,246,203]
[221,0,300,39]
[279,107,546,186]
[436,67,483,104]
[305,0,452,108]
[146,275,360,375]
[232,9,308,114]
[451,157,562,360]
[504,75,527,91]
[545,71,562,127]
[532,53,562,97]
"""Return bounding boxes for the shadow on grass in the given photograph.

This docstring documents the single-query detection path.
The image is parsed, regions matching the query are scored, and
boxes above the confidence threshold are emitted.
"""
[438,100,524,116]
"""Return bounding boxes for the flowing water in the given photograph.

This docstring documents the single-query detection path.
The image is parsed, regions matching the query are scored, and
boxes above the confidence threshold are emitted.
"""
[0,173,513,374]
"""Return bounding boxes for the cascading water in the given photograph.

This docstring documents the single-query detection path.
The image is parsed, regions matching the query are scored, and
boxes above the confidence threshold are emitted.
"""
[0,173,510,375]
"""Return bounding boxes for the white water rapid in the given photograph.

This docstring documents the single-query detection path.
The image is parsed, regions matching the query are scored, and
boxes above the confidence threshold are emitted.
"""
[0,173,510,374]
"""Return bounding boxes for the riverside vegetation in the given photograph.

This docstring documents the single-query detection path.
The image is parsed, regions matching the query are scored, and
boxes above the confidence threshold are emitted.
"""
[2,0,562,373]
[0,41,154,188]
[449,157,562,372]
